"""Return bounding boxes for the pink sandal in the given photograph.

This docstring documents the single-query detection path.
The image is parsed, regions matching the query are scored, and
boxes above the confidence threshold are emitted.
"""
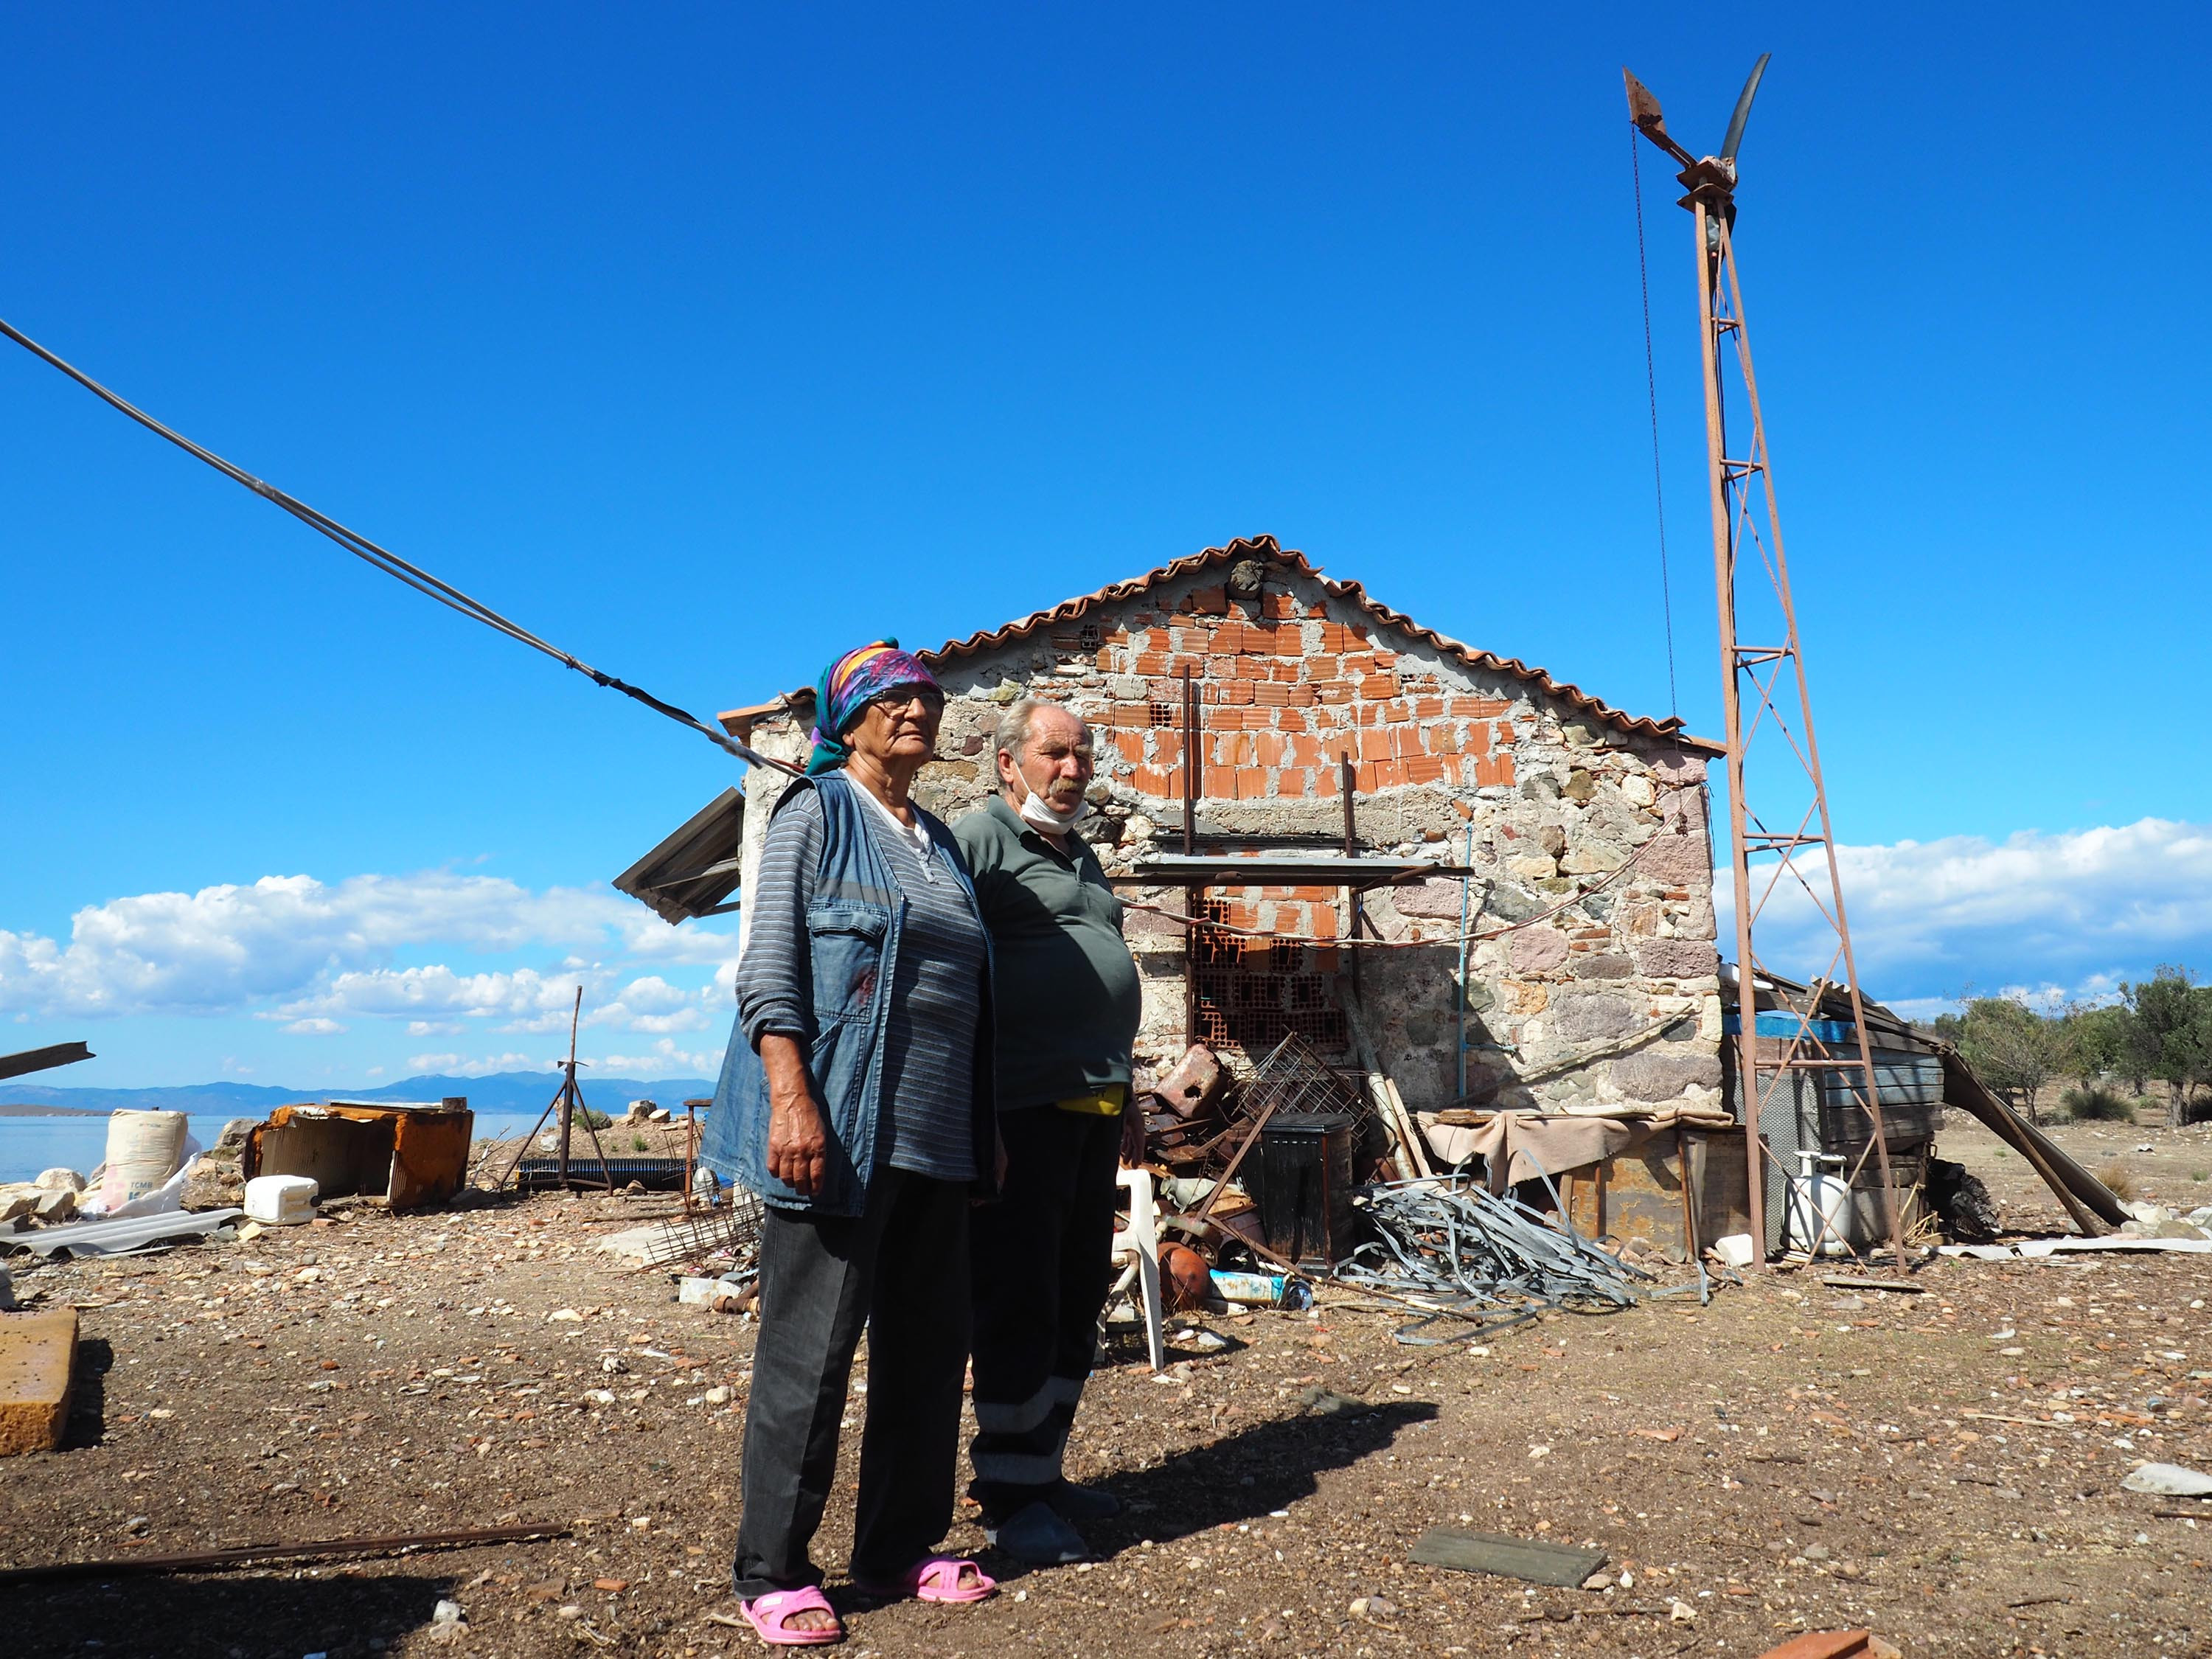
[739,1585,844,1646]
[859,1555,998,1604]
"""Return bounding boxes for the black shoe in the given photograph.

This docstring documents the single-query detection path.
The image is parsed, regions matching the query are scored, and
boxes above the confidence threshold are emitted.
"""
[1044,1479,1121,1522]
[984,1500,1088,1565]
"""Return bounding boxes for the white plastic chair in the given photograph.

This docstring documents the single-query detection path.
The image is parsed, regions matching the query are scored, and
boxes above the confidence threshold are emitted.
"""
[1106,1165,1167,1373]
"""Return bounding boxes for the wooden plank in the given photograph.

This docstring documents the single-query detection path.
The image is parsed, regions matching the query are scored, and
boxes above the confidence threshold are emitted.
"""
[0,1310,78,1456]
[1409,1527,1607,1587]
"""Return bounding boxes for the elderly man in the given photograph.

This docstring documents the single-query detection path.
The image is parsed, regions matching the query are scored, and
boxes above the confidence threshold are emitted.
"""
[954,698,1144,1565]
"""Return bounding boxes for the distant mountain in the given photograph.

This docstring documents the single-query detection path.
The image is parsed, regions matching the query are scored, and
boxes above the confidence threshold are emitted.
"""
[0,1071,718,1116]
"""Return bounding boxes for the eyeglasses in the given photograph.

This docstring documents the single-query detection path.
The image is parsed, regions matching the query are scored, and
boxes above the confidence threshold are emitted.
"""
[869,687,945,715]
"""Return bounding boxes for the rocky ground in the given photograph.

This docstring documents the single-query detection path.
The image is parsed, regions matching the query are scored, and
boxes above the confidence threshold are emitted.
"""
[4,1113,2209,1658]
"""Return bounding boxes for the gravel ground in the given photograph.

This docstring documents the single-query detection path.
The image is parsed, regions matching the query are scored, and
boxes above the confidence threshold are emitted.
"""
[3,1113,2208,1658]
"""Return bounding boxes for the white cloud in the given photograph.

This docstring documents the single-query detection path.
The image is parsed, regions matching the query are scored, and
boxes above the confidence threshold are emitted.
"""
[0,870,741,1023]
[591,1037,723,1077]
[406,1051,550,1077]
[1723,817,2212,1003]
[282,1017,346,1035]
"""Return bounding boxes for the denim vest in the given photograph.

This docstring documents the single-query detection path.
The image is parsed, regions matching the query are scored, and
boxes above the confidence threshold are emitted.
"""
[699,771,996,1217]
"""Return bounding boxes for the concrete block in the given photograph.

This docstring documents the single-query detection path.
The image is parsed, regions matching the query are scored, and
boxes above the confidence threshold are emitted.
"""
[0,1308,78,1455]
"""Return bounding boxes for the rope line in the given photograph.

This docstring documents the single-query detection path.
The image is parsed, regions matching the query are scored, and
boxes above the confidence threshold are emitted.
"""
[1630,124,1681,718]
[0,315,803,779]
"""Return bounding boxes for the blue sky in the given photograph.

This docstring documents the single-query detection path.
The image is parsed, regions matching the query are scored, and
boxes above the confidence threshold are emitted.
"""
[4,5,2208,1085]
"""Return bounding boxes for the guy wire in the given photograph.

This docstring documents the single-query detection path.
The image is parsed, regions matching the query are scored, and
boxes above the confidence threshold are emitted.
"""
[0,314,804,778]
[1631,123,1680,719]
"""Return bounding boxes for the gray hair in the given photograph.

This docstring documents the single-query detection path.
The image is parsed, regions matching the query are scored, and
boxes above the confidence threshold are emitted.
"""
[995,697,1092,762]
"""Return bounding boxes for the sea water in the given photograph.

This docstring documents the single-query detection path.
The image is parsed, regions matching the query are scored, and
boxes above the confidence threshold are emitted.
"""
[0,1110,554,1186]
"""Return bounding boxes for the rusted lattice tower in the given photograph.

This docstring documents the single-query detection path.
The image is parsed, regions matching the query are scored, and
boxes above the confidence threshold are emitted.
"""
[1624,58,1907,1269]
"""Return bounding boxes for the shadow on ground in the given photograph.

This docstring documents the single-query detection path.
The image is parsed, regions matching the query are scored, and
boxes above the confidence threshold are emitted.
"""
[992,1397,1438,1570]
[13,1570,455,1659]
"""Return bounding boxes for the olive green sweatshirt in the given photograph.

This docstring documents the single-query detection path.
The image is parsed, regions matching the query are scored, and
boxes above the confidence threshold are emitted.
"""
[953,796,1143,1110]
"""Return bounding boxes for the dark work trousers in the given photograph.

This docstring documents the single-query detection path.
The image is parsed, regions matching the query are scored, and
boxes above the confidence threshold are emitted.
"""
[967,1107,1122,1520]
[732,1166,973,1599]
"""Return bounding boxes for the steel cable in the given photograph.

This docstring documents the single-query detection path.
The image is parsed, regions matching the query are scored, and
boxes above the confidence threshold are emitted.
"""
[0,314,803,778]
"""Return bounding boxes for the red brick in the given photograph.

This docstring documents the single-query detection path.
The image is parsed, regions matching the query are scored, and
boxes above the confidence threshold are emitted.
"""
[1203,765,1237,797]
[1422,725,1458,757]
[1253,732,1287,768]
[1413,697,1444,720]
[1315,766,1339,797]
[1392,726,1425,759]
[1354,762,1380,793]
[1303,654,1342,680]
[1255,681,1315,708]
[1361,674,1402,699]
[1133,653,1169,676]
[1447,697,1513,718]
[1371,650,1395,669]
[1311,680,1352,704]
[1308,905,1340,939]
[1373,759,1408,787]
[1403,754,1448,785]
[1473,751,1517,787]
[1113,731,1146,764]
[1275,709,1311,733]
[1279,768,1312,796]
[1133,765,1173,796]
[1342,653,1375,677]
[1217,680,1255,706]
[1287,734,1325,768]
[1235,767,1267,799]
[1262,591,1298,619]
[1357,728,1392,762]
[1189,584,1229,615]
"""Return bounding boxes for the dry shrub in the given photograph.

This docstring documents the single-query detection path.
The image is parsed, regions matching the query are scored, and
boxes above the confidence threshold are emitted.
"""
[2098,1160,2138,1203]
[2062,1084,2135,1122]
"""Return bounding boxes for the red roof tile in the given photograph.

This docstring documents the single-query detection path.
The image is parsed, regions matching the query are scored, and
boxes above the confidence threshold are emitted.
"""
[920,535,1720,753]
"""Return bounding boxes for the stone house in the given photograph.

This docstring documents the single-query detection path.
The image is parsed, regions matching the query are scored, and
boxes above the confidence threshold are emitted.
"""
[620,535,1726,1119]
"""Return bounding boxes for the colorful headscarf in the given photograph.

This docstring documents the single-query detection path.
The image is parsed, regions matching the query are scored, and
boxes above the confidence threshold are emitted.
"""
[805,639,942,775]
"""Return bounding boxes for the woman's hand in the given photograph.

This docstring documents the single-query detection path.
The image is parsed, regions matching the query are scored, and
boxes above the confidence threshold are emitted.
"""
[759,1034,830,1197]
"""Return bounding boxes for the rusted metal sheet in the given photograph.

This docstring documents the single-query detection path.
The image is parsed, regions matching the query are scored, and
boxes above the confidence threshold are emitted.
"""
[246,1099,473,1211]
[1563,1127,1750,1256]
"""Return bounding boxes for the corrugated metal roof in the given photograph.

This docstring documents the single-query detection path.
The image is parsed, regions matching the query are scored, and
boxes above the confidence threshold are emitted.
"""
[719,535,1718,753]
[612,787,746,925]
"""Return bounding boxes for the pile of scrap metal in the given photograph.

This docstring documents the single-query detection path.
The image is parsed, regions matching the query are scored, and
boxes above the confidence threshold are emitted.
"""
[1128,1034,1489,1314]
[1335,1177,1704,1345]
[1135,1043,1237,1177]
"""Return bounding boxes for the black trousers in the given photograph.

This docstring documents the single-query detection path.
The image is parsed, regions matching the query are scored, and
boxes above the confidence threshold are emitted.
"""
[967,1107,1121,1520]
[732,1167,972,1598]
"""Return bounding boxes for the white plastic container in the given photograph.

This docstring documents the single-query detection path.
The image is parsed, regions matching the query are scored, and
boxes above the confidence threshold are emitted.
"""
[100,1110,189,1208]
[244,1174,319,1225]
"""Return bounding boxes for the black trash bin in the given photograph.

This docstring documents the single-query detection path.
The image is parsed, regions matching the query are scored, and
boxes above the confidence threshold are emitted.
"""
[1251,1110,1357,1267]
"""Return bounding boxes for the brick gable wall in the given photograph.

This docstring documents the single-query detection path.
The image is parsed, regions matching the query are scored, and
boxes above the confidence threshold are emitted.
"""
[734,565,1721,1121]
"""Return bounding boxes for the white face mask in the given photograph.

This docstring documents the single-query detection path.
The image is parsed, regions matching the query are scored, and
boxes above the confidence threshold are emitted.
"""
[1014,754,1092,832]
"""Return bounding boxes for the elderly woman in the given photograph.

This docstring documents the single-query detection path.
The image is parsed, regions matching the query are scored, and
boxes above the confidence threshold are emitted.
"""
[700,640,998,1645]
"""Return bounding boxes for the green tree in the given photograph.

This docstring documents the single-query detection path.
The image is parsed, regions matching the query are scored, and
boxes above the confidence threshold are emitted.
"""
[2062,1001,2135,1089]
[2123,967,2212,1126]
[1955,995,2072,1123]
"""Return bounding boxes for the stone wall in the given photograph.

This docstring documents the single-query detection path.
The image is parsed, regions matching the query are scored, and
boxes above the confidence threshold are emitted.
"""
[731,558,1721,1116]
